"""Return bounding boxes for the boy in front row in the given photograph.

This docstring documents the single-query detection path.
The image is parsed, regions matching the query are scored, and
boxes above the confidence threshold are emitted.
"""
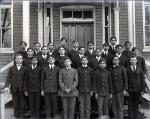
[77,56,93,119]
[93,59,113,119]
[5,54,27,118]
[59,57,78,119]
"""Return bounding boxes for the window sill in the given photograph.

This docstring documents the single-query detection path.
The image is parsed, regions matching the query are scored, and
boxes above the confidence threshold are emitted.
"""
[0,48,14,53]
[143,48,150,52]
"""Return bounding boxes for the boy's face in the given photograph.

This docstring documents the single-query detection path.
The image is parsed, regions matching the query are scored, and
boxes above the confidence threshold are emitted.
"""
[59,48,65,55]
[103,46,109,51]
[96,49,102,57]
[81,58,88,65]
[125,43,131,50]
[64,59,71,67]
[99,61,106,69]
[48,43,54,50]
[31,58,38,65]
[27,49,34,56]
[48,57,55,64]
[20,43,27,51]
[41,47,48,55]
[88,44,94,50]
[132,49,139,56]
[79,48,85,55]
[15,56,23,64]
[60,39,67,47]
[110,38,117,46]
[113,57,119,65]
[116,46,123,54]
[73,42,79,48]
[34,43,41,51]
[130,57,137,66]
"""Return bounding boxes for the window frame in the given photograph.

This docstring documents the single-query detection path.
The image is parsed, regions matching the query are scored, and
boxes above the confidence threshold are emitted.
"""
[143,1,150,52]
[0,3,14,53]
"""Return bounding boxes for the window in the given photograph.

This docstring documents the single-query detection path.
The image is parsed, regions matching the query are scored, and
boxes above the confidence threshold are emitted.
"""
[0,3,13,53]
[144,3,150,47]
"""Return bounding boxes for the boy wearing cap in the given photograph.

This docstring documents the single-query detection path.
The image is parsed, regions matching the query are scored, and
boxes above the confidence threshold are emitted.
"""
[41,56,60,119]
[59,57,78,119]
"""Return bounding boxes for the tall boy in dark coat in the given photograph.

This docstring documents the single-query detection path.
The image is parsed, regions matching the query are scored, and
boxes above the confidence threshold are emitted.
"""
[93,59,113,119]
[77,56,93,119]
[127,56,145,119]
[41,56,60,119]
[108,36,117,56]
[110,56,128,119]
[5,54,27,118]
[26,56,42,118]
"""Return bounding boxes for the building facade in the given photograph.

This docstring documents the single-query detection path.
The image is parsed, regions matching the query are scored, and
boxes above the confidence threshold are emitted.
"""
[0,0,150,83]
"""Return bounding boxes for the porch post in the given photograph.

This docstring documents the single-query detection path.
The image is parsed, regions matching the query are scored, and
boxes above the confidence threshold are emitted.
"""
[128,1,136,46]
[23,1,30,47]
[114,1,120,43]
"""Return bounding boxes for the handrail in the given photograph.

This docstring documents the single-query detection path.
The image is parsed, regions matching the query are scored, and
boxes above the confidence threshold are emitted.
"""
[0,61,14,73]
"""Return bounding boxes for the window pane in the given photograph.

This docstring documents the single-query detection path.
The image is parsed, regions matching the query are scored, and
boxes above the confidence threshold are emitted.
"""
[145,26,150,46]
[1,28,11,48]
[63,11,72,18]
[73,11,82,18]
[83,11,93,19]
[1,8,11,27]
[145,6,150,25]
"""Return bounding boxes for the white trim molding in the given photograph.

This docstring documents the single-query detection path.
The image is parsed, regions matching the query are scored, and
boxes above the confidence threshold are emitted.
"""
[128,1,136,47]
[23,1,30,48]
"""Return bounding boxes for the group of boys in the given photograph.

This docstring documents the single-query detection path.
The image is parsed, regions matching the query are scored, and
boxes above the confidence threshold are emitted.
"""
[4,36,146,119]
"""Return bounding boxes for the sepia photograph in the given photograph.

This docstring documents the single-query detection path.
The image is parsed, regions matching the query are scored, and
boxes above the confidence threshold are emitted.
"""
[0,0,150,119]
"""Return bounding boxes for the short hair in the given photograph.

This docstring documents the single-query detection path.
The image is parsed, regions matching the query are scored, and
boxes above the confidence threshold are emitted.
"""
[113,56,119,60]
[14,53,23,59]
[103,43,109,47]
[34,42,41,46]
[78,47,85,50]
[48,55,55,60]
[47,42,53,46]
[124,41,131,46]
[31,56,38,60]
[87,41,94,45]
[64,57,71,62]
[41,46,47,50]
[116,44,123,49]
[110,36,117,42]
[60,37,67,42]
[95,48,101,51]
[130,55,137,60]
[132,47,139,52]
[99,58,107,64]
[27,47,34,51]
[72,40,78,44]
[20,41,27,46]
[81,56,89,61]
[58,46,65,50]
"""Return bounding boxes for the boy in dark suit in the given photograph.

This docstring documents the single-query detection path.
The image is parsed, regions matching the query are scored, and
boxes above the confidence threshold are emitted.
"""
[85,41,95,60]
[72,47,85,69]
[59,57,78,119]
[26,56,42,118]
[110,56,128,119]
[34,42,42,57]
[38,46,49,68]
[5,54,27,118]
[127,56,145,119]
[108,36,117,56]
[132,47,146,73]
[69,41,79,61]
[47,42,55,56]
[102,43,114,69]
[16,41,28,59]
[41,56,60,119]
[93,59,113,119]
[77,56,93,119]
[115,44,130,68]
[88,48,105,70]
[122,41,133,59]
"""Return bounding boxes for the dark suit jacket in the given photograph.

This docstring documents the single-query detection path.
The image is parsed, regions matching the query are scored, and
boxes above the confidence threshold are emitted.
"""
[122,50,133,59]
[41,65,59,93]
[88,56,105,70]
[27,65,42,92]
[38,54,49,68]
[126,66,145,93]
[102,52,114,69]
[77,66,93,93]
[59,68,78,97]
[117,55,130,68]
[110,66,128,93]
[108,45,116,56]
[22,57,32,69]
[85,50,96,60]
[53,48,70,58]
[71,54,82,69]
[5,65,27,93]
[34,50,42,57]
[55,55,68,68]
[16,50,28,59]
[93,69,113,96]
[69,49,79,61]
[136,56,146,73]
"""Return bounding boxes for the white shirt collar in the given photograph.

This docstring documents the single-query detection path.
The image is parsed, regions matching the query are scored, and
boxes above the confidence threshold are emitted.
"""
[66,67,71,70]
[16,64,22,70]
[49,64,54,68]
[82,65,87,68]
[31,65,37,69]
[116,53,121,58]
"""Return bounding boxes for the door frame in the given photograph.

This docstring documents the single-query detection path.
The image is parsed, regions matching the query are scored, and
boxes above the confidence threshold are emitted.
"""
[60,5,96,48]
